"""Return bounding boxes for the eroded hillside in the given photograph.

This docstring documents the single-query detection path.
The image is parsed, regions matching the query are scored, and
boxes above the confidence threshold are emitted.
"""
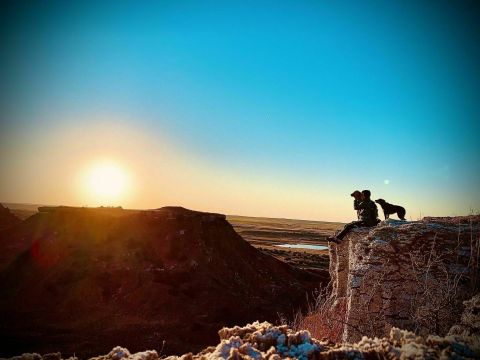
[0,206,324,358]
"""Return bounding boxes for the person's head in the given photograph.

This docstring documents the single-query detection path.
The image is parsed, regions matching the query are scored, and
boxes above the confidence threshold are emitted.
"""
[350,190,363,201]
[361,190,371,199]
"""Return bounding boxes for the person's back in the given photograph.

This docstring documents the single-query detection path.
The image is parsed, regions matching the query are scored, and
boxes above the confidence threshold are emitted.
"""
[355,197,379,225]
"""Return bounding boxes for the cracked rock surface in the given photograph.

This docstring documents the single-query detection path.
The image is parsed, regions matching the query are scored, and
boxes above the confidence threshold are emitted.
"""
[329,216,480,341]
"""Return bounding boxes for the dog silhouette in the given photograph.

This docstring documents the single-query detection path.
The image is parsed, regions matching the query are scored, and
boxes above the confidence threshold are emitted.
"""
[375,199,406,220]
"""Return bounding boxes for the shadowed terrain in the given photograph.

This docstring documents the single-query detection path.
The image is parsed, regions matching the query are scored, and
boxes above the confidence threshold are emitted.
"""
[0,206,325,358]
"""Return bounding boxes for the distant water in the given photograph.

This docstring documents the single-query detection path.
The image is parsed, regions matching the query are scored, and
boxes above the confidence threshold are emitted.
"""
[276,243,328,251]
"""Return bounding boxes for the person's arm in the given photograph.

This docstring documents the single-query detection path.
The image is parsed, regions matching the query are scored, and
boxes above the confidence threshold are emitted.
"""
[354,199,360,210]
[354,200,367,210]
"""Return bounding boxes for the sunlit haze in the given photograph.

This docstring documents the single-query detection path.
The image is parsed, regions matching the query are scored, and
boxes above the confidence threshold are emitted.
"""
[80,160,130,206]
[1,1,479,222]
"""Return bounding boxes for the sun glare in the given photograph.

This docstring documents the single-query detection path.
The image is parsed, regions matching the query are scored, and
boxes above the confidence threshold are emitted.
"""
[83,160,129,204]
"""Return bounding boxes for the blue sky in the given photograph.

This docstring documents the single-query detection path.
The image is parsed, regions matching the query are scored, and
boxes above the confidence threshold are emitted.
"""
[1,1,479,221]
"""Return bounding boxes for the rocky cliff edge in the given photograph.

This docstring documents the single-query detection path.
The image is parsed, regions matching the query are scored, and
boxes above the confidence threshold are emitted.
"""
[329,215,480,342]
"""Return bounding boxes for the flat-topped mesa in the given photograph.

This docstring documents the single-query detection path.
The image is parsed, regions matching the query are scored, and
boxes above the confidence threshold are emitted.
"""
[38,205,124,212]
[329,215,480,342]
[153,206,226,221]
[37,206,226,222]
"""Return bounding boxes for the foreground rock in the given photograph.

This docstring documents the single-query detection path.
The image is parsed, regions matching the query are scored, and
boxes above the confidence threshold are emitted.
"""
[9,319,480,360]
[0,206,323,358]
[448,294,480,337]
[328,216,480,342]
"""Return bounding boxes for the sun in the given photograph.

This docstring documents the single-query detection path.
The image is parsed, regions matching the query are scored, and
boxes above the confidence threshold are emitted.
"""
[83,160,129,204]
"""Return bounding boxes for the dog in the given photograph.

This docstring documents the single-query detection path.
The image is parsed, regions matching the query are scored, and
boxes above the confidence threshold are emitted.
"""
[375,199,406,220]
[350,190,364,201]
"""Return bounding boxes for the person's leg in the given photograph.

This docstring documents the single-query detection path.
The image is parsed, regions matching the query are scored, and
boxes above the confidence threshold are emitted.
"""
[332,220,364,241]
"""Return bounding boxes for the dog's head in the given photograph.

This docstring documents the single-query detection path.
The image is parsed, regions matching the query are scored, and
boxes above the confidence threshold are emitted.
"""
[351,190,364,201]
[375,199,386,205]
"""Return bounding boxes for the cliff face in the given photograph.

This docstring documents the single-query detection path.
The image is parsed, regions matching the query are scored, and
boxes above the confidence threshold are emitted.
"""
[0,206,323,358]
[329,216,480,342]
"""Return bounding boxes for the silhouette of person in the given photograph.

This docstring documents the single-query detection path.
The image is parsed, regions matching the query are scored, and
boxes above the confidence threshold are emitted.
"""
[328,190,380,243]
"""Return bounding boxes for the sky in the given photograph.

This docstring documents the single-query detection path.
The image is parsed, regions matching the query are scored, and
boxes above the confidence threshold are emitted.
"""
[0,0,479,222]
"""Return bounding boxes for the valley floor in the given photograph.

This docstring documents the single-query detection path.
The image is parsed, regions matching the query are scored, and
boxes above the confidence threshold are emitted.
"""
[227,215,343,272]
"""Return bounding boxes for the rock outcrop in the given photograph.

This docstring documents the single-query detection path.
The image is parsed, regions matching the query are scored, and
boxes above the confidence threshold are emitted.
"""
[0,203,21,230]
[0,207,323,358]
[329,216,480,342]
[448,294,480,337]
[8,319,480,360]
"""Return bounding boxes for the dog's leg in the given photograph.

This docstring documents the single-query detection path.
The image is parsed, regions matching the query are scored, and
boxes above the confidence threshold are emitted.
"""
[384,211,388,220]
